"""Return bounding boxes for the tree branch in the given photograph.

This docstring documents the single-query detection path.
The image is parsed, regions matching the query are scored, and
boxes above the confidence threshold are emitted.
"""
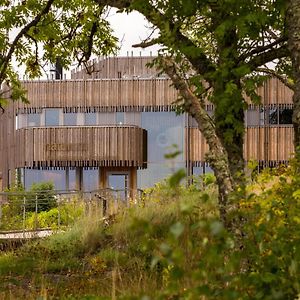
[256,67,294,90]
[247,46,289,71]
[239,36,287,62]
[0,0,55,82]
[94,0,216,82]
[132,37,161,48]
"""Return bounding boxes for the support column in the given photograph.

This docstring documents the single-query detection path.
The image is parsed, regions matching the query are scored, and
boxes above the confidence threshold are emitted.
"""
[75,167,83,191]
[130,167,137,199]
[99,168,106,189]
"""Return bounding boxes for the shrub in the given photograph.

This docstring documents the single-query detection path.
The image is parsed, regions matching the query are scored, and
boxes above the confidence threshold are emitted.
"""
[25,182,57,212]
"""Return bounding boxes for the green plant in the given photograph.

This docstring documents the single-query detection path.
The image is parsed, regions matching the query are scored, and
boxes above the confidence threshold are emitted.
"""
[26,182,57,212]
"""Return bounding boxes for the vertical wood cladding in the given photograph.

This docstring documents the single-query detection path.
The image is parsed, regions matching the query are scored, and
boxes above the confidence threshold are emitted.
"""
[18,79,178,111]
[0,74,295,188]
[71,56,158,79]
[188,126,294,164]
[15,126,146,168]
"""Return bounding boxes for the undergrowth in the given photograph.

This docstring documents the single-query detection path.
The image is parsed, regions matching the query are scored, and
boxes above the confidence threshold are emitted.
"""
[0,166,299,299]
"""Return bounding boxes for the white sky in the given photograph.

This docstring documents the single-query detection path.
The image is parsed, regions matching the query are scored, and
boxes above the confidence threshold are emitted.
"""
[107,8,160,56]
[16,9,160,79]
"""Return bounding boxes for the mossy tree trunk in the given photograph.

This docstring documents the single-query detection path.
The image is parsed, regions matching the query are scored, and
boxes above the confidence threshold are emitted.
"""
[287,0,300,151]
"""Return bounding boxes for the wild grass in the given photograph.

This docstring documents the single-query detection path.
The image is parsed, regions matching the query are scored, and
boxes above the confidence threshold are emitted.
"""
[1,168,299,299]
[0,179,218,299]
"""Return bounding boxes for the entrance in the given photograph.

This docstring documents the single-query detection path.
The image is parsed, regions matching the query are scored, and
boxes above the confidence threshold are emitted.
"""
[108,173,129,200]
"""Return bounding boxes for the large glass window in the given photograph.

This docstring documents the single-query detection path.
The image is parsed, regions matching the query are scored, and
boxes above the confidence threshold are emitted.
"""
[24,169,66,190]
[137,112,185,189]
[28,113,41,127]
[279,108,293,124]
[124,112,141,126]
[141,112,184,163]
[85,112,97,125]
[83,169,99,191]
[45,109,60,126]
[98,112,116,125]
[64,113,77,126]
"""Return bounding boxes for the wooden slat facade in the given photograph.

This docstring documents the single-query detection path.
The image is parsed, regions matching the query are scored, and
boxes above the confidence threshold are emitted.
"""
[0,56,296,188]
[71,56,158,80]
[17,79,179,112]
[188,126,294,165]
[15,126,147,168]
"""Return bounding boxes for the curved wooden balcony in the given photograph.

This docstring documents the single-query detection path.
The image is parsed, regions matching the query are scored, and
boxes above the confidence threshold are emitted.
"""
[15,126,147,168]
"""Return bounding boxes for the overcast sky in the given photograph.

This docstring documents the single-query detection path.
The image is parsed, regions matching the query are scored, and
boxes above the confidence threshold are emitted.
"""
[106,8,160,56]
[18,9,160,79]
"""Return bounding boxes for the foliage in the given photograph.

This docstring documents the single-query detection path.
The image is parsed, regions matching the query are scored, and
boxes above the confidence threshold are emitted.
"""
[0,0,118,105]
[25,181,57,212]
[0,182,84,230]
[24,199,84,229]
[1,166,299,299]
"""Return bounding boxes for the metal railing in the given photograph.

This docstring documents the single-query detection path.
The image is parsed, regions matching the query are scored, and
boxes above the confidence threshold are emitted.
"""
[0,188,144,234]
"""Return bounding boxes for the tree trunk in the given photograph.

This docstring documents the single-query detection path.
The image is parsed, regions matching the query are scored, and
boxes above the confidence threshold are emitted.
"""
[160,58,237,230]
[287,0,300,151]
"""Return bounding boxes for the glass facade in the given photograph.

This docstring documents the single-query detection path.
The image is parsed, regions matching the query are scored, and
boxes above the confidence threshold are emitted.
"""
[24,169,66,190]
[64,113,77,126]
[85,112,97,125]
[28,113,41,127]
[137,112,185,189]
[45,109,60,126]
[82,169,99,191]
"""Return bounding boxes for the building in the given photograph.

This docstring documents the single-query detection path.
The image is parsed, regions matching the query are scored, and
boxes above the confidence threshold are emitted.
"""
[0,56,295,192]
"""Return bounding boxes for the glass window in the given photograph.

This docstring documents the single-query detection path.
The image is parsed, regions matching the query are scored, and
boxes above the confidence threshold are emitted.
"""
[28,113,41,127]
[137,162,185,189]
[141,112,184,163]
[124,112,141,126]
[98,112,116,125]
[64,113,77,126]
[116,112,124,124]
[16,114,27,129]
[45,109,60,126]
[246,109,259,126]
[68,168,76,190]
[279,108,293,124]
[85,112,97,125]
[83,169,99,191]
[24,169,66,190]
[268,107,278,125]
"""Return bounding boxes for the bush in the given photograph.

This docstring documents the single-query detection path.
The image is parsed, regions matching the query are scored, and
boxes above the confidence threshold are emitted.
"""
[25,182,57,212]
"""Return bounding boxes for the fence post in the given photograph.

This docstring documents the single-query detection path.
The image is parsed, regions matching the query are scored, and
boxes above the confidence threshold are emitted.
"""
[22,196,26,235]
[57,195,61,229]
[0,201,2,228]
[34,194,38,231]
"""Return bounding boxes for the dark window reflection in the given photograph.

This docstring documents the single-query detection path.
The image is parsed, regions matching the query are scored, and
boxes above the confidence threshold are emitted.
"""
[268,107,293,125]
[279,108,293,124]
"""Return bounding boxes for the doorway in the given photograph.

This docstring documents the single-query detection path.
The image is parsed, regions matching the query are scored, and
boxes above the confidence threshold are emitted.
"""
[107,173,129,200]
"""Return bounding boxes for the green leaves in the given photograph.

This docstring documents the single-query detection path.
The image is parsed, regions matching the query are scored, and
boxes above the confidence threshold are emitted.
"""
[0,0,118,102]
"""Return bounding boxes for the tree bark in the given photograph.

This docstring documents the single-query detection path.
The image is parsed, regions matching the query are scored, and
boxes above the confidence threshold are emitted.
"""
[287,0,300,150]
[161,57,237,229]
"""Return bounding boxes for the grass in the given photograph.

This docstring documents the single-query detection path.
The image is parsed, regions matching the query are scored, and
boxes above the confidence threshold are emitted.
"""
[2,169,299,299]
[0,181,218,299]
